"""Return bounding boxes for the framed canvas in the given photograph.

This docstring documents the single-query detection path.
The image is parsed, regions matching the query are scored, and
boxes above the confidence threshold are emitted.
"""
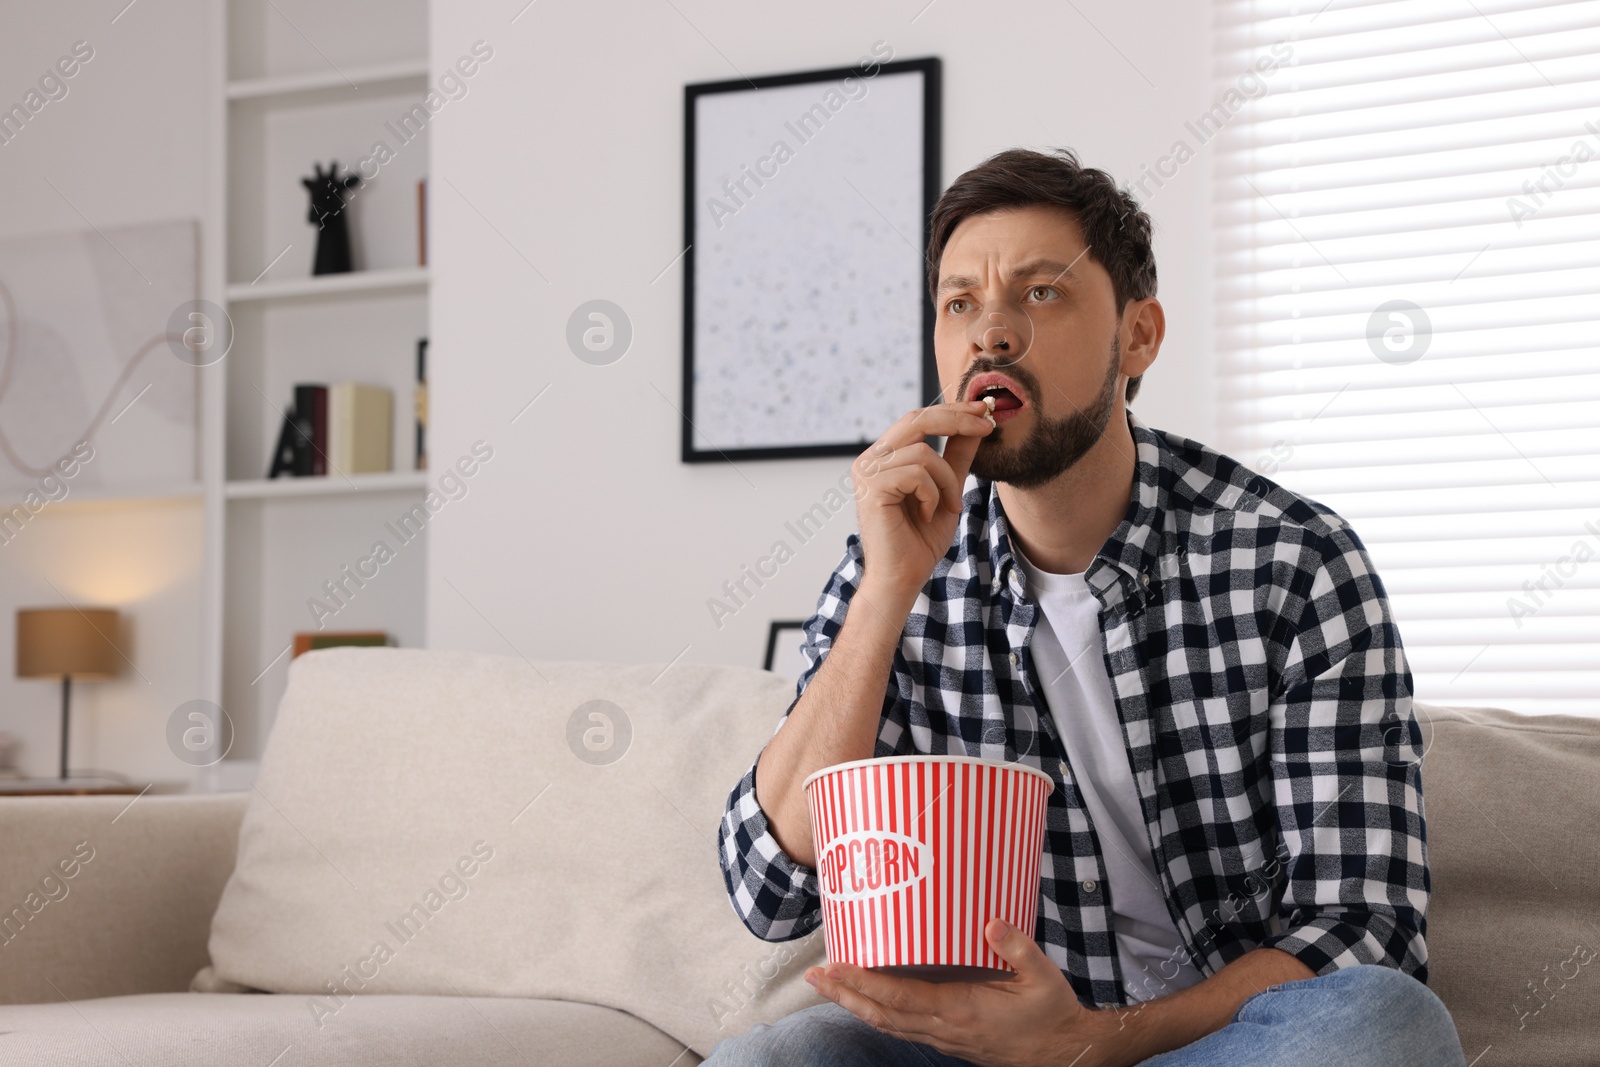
[763,619,810,683]
[0,220,199,494]
[682,55,941,462]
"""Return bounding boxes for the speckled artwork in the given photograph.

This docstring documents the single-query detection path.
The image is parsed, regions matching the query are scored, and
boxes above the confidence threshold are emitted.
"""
[690,67,927,453]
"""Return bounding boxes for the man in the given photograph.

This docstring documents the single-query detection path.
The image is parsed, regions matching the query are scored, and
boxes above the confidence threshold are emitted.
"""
[711,148,1466,1066]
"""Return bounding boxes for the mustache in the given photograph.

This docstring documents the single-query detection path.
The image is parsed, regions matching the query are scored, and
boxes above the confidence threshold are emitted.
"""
[957,360,1039,404]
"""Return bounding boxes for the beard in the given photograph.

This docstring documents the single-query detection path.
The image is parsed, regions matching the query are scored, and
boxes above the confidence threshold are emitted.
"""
[968,336,1122,489]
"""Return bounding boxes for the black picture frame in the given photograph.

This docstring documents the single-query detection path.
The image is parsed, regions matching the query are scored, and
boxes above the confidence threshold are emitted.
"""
[682,56,942,463]
[762,619,810,677]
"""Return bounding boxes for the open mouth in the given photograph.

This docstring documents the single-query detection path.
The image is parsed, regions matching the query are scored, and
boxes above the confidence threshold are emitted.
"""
[966,375,1027,425]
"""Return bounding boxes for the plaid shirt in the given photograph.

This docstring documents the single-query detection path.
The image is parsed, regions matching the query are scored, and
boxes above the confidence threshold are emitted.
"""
[716,410,1431,1008]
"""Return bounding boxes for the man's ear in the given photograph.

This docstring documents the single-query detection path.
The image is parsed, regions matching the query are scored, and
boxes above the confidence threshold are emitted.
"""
[1120,297,1164,379]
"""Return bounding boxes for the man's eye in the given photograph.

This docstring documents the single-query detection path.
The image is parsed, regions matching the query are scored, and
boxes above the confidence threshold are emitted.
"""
[946,298,970,315]
[1027,286,1058,302]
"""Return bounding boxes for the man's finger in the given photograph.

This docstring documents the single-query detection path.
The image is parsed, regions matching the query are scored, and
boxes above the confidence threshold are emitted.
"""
[985,918,1061,985]
[818,975,941,1046]
[868,464,944,525]
[939,419,988,498]
[865,442,964,513]
[877,402,993,453]
[829,964,946,1017]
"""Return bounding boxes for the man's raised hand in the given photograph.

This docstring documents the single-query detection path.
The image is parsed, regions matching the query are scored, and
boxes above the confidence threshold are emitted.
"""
[850,399,994,605]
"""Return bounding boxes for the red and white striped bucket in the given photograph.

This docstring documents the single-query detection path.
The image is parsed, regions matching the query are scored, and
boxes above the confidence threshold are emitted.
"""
[802,756,1053,981]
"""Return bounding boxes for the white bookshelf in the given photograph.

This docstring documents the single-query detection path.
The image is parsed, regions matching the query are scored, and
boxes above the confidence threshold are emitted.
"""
[0,481,205,511]
[193,0,432,782]
[226,267,429,303]
[226,59,430,103]
[226,470,430,499]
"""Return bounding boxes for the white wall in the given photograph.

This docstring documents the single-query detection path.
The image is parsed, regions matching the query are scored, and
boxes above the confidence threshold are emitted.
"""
[426,1,1218,672]
[0,1,214,780]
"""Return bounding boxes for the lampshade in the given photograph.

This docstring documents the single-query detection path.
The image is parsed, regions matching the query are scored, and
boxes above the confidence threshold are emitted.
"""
[15,608,123,680]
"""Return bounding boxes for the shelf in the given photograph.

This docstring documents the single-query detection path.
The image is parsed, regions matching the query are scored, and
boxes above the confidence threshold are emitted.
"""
[226,470,428,500]
[0,480,204,511]
[0,473,429,509]
[226,267,428,304]
[206,13,433,772]
[227,59,430,105]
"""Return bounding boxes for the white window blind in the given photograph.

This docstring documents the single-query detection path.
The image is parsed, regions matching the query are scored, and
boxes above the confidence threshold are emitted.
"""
[1212,0,1600,717]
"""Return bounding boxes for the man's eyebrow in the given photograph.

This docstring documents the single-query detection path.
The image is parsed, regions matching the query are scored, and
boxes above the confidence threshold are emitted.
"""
[934,252,1091,298]
[934,274,977,298]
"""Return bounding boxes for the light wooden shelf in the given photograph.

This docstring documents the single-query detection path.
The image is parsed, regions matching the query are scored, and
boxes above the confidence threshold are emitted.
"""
[225,469,428,500]
[226,267,428,304]
[227,59,430,105]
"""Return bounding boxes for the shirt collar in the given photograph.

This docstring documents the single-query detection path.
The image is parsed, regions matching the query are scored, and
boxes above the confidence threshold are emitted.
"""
[975,409,1170,605]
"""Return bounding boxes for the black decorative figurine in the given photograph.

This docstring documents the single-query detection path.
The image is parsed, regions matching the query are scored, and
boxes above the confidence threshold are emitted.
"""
[302,161,361,275]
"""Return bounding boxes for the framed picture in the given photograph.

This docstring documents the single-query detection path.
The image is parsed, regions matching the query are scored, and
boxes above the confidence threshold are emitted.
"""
[0,220,199,494]
[682,55,941,462]
[763,619,811,683]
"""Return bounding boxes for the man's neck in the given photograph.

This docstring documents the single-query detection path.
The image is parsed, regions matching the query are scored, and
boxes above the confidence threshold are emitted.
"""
[996,408,1138,576]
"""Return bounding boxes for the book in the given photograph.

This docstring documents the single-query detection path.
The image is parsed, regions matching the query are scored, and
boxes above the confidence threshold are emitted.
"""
[293,631,396,659]
[417,178,428,267]
[311,386,327,475]
[292,384,328,476]
[328,383,393,474]
[415,338,428,471]
[267,409,298,478]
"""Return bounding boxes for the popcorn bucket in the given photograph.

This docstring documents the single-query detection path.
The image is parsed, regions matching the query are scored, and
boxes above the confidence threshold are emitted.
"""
[802,756,1053,981]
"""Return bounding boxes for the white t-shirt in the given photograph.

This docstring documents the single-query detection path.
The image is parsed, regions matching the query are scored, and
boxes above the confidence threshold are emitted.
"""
[1012,543,1206,1003]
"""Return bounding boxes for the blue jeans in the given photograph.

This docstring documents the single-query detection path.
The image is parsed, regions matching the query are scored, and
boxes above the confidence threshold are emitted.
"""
[703,963,1467,1066]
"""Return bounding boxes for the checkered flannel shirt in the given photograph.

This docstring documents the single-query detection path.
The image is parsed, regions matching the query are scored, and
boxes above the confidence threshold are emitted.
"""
[716,410,1430,1007]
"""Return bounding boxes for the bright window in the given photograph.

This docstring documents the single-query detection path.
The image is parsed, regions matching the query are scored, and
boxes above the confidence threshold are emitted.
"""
[1213,0,1600,716]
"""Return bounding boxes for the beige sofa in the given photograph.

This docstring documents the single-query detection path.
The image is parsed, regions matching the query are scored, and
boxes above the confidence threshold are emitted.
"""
[0,648,1594,1065]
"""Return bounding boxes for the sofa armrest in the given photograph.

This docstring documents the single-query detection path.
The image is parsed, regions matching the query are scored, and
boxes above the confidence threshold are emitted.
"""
[0,792,248,1004]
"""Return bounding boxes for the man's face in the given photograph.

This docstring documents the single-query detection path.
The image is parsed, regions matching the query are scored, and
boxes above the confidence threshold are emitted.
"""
[933,205,1124,489]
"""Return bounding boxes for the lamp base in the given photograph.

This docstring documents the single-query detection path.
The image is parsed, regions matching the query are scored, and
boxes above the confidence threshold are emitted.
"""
[60,674,72,780]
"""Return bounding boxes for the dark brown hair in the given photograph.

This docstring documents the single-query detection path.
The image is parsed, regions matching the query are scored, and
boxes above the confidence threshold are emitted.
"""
[927,147,1157,403]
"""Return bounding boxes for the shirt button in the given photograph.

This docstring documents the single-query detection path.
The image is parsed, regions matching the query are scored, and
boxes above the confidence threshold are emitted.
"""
[1009,652,1019,667]
[1140,571,1151,588]
[1057,760,1069,778]
[1082,879,1097,894]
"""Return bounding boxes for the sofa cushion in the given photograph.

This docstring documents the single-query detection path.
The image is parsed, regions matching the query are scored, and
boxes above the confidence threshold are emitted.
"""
[204,649,823,1060]
[1415,702,1600,1066]
[0,793,247,1006]
[0,992,697,1066]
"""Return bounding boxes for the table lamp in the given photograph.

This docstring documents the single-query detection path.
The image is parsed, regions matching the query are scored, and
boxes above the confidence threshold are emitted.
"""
[15,608,122,780]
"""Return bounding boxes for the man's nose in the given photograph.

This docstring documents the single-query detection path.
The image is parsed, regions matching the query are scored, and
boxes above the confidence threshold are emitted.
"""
[975,310,1026,360]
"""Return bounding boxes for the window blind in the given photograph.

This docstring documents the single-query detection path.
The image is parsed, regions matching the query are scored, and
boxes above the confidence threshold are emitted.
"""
[1212,0,1600,716]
